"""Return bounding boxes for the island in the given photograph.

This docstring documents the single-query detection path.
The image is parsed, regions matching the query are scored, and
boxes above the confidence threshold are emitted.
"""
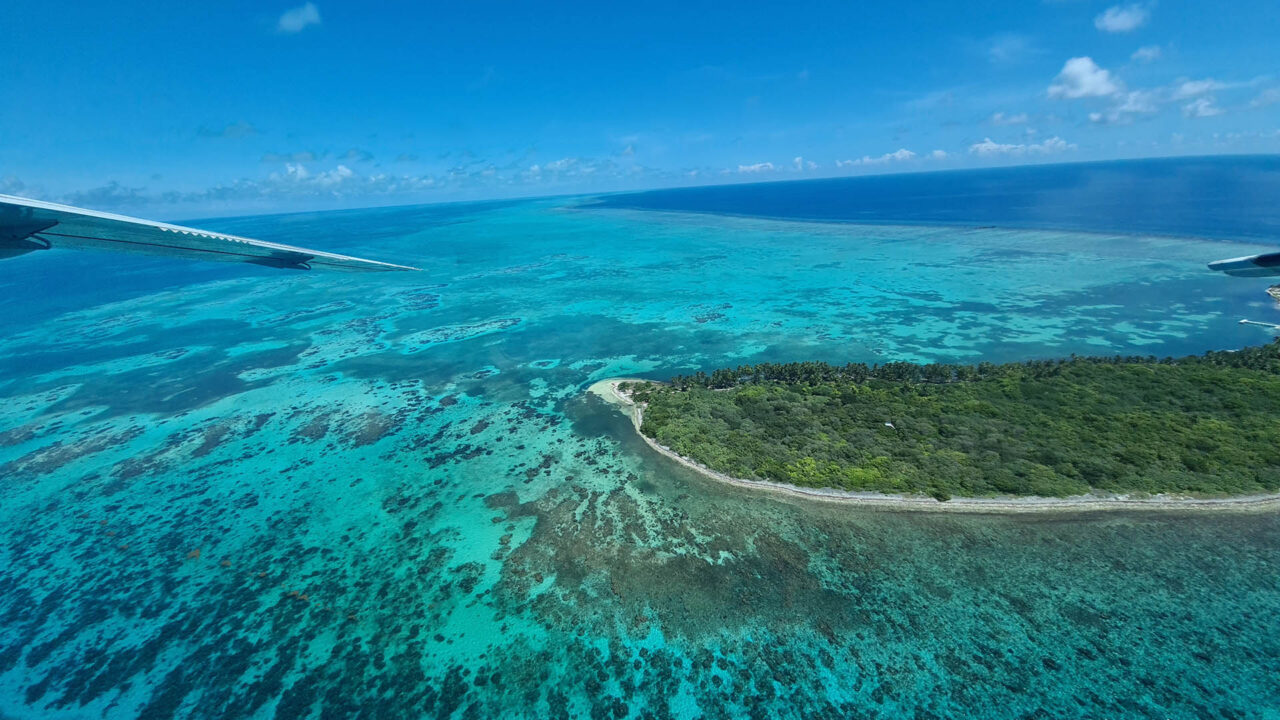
[592,341,1280,512]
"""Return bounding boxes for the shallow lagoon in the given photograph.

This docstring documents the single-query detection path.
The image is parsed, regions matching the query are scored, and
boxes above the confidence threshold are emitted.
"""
[1,197,1278,718]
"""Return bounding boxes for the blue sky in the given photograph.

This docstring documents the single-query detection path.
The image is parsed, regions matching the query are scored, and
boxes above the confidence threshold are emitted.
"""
[2,0,1278,216]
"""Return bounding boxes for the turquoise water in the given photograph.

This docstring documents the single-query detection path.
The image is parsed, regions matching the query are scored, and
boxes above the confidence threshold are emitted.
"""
[1,195,1279,718]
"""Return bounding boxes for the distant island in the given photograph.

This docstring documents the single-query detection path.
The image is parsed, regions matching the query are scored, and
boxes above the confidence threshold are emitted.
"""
[593,342,1280,512]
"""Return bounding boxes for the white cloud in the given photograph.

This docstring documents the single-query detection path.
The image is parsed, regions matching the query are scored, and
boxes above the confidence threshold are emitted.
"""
[880,148,917,163]
[1250,88,1280,109]
[990,112,1029,126]
[1048,57,1122,99]
[835,148,946,168]
[47,149,783,211]
[1089,89,1159,124]
[970,139,1020,155]
[314,164,354,186]
[278,3,321,33]
[1037,137,1073,153]
[212,163,437,200]
[264,163,431,194]
[544,157,579,171]
[1171,78,1225,100]
[1182,97,1224,118]
[1085,76,1259,125]
[523,157,625,179]
[54,152,679,211]
[1095,4,1150,33]
[1131,45,1162,63]
[969,136,1076,156]
[792,156,817,171]
[839,148,917,167]
[1116,90,1159,113]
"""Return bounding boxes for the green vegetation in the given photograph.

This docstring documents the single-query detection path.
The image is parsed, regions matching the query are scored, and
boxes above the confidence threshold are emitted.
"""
[625,342,1280,499]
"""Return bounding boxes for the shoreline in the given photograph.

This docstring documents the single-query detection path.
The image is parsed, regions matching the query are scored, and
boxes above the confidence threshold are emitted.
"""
[587,378,1280,514]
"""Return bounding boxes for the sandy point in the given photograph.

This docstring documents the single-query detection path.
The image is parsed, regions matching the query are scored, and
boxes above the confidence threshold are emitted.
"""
[586,378,649,416]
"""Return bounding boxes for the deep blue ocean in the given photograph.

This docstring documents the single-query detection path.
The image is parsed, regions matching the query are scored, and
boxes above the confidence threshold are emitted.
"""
[0,157,1278,719]
[588,155,1280,241]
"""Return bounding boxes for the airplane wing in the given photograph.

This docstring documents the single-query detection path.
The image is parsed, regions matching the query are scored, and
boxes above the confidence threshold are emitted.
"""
[1208,251,1280,278]
[0,194,418,272]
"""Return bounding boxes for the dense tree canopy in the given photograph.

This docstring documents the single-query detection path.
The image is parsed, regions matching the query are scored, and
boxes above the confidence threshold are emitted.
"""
[624,342,1280,499]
